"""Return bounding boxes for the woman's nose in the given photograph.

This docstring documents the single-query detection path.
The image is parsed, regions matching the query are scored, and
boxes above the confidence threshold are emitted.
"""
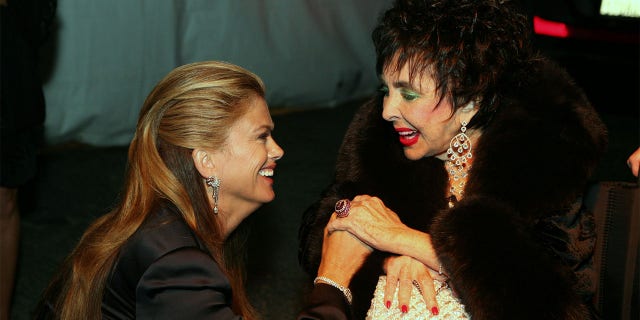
[269,140,284,161]
[381,95,399,122]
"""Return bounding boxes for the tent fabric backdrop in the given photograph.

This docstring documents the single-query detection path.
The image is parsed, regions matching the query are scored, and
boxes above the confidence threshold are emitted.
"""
[43,0,392,146]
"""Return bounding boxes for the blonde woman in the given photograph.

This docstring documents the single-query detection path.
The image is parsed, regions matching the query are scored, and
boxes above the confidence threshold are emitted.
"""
[34,60,374,320]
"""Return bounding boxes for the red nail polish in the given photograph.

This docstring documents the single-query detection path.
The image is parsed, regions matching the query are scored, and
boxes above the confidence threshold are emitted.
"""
[431,306,439,315]
[401,305,408,313]
[385,300,391,309]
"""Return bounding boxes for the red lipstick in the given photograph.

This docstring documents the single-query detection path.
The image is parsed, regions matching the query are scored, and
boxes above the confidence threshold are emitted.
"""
[395,127,419,146]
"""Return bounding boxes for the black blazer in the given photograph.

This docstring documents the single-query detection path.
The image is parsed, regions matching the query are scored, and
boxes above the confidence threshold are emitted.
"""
[102,204,238,319]
[103,204,352,319]
[34,202,351,319]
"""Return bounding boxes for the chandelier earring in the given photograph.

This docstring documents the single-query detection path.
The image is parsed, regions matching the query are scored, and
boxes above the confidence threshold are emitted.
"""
[447,121,472,168]
[205,176,221,214]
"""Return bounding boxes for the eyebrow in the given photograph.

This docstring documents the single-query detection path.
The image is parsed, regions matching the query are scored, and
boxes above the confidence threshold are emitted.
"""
[380,76,418,91]
[392,80,418,91]
[254,124,274,132]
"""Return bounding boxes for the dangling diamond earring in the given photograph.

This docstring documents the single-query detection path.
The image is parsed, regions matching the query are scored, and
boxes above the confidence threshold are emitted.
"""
[205,176,221,214]
[447,121,472,169]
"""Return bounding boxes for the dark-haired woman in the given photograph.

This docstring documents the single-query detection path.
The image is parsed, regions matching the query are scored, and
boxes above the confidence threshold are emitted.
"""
[299,0,607,319]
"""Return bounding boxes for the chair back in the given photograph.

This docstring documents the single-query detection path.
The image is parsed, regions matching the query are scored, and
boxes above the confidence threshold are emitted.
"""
[584,181,639,320]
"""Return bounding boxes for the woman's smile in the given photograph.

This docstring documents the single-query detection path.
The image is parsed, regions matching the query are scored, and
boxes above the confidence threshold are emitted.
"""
[395,127,419,146]
[258,166,275,184]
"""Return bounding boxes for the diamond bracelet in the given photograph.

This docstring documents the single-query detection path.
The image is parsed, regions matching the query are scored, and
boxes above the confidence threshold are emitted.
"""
[314,276,353,305]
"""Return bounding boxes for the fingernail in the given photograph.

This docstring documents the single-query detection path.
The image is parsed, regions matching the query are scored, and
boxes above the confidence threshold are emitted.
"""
[431,306,439,315]
[401,305,408,313]
[385,300,391,309]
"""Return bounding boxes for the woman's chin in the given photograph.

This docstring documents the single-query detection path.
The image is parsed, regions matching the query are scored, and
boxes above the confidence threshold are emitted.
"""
[261,191,276,203]
[403,149,426,161]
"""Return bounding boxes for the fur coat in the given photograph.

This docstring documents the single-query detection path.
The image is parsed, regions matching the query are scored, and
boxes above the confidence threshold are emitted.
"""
[298,58,608,319]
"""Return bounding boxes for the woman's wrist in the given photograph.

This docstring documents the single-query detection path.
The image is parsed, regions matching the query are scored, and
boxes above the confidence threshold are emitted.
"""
[392,228,440,270]
[315,258,359,304]
[316,262,353,287]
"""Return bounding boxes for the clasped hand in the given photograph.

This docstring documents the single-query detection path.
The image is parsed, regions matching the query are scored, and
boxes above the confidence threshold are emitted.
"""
[327,195,443,313]
[316,219,373,289]
[327,195,406,253]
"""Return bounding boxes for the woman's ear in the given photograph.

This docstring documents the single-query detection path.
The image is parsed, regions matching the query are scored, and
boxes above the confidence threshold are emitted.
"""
[462,100,477,112]
[192,149,215,178]
[457,100,479,124]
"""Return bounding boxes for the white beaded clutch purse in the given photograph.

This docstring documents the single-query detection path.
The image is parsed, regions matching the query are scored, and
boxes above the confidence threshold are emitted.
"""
[366,275,470,319]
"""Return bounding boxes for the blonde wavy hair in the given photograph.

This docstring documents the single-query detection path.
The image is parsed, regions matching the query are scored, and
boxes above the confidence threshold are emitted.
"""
[37,61,265,319]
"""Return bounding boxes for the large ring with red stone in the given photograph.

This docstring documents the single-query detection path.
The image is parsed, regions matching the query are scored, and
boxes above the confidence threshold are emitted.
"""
[335,199,351,218]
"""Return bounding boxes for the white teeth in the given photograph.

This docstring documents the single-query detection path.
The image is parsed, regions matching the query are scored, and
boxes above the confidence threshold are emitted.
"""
[258,168,274,177]
[399,131,417,136]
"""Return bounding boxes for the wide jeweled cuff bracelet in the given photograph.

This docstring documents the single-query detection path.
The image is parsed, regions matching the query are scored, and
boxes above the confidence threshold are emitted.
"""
[314,276,353,305]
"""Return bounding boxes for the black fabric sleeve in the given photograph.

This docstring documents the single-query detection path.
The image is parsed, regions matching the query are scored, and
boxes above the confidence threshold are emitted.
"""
[297,284,351,320]
[136,247,241,320]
